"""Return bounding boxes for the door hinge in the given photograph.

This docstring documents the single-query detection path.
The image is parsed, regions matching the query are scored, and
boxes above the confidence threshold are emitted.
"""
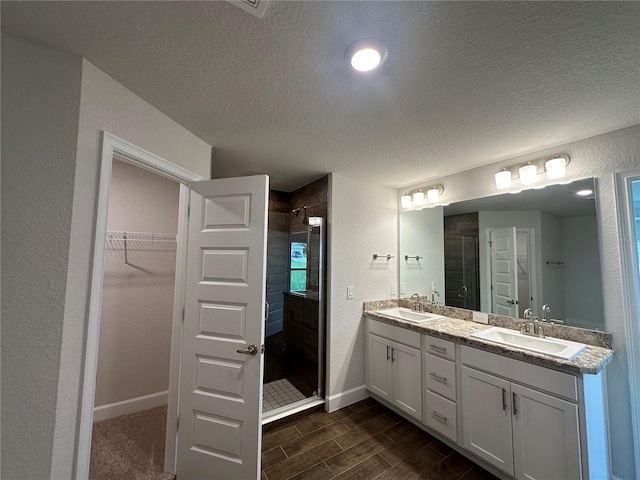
[261,344,265,354]
[176,416,180,430]
[182,307,185,323]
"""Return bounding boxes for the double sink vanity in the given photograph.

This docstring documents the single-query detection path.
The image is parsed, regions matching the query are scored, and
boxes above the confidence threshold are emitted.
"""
[363,298,613,480]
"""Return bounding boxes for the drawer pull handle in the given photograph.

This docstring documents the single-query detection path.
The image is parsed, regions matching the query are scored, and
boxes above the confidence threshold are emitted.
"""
[429,410,448,423]
[391,347,395,362]
[502,388,507,411]
[429,344,447,353]
[429,372,447,383]
[386,345,390,360]
[512,392,518,416]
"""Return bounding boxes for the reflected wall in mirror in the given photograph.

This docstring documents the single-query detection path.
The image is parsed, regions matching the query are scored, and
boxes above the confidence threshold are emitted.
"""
[399,178,605,330]
[399,207,445,301]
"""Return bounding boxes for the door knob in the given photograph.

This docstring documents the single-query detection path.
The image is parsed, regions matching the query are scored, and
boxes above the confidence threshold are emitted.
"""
[237,344,259,355]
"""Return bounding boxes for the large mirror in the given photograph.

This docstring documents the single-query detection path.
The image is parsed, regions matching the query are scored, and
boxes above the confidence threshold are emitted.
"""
[399,178,605,330]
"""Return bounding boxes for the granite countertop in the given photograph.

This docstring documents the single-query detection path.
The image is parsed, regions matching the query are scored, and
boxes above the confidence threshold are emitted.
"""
[364,309,613,375]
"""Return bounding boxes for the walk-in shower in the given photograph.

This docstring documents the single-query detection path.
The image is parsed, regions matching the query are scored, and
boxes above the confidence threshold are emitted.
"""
[262,204,325,423]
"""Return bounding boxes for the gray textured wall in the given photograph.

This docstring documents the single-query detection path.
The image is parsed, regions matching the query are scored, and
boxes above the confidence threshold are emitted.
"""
[1,34,83,479]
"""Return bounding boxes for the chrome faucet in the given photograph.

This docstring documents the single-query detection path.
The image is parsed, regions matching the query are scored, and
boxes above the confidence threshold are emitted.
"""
[521,308,543,337]
[431,290,440,304]
[411,293,421,311]
[542,304,550,322]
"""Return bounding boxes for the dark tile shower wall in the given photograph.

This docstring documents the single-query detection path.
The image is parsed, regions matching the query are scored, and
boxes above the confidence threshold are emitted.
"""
[266,190,291,338]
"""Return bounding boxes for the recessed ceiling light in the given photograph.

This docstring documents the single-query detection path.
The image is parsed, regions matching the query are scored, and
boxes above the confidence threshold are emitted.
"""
[576,189,593,196]
[345,39,388,72]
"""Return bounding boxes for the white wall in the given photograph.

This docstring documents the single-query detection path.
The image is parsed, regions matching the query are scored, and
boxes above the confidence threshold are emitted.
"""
[399,208,445,298]
[561,215,604,329]
[1,34,83,480]
[478,211,543,315]
[540,211,566,319]
[327,173,398,407]
[95,161,179,408]
[0,35,212,478]
[402,124,640,480]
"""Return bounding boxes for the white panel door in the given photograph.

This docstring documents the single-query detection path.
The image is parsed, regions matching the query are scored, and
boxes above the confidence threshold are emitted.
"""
[177,175,268,479]
[512,384,581,480]
[462,366,514,475]
[367,333,392,401]
[490,227,519,317]
[392,342,422,420]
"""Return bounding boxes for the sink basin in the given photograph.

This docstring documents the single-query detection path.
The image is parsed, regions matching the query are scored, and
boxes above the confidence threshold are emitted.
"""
[470,326,587,360]
[375,307,445,323]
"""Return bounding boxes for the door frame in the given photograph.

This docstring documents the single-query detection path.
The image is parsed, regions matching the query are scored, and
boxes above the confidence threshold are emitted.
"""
[615,170,640,478]
[75,132,203,479]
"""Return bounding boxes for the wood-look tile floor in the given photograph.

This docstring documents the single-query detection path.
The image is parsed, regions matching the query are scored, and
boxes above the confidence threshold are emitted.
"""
[261,398,499,480]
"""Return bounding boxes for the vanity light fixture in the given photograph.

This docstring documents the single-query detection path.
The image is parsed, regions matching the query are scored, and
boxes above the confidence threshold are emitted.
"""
[495,154,571,190]
[495,169,512,190]
[518,163,538,185]
[545,155,569,180]
[345,39,388,72]
[427,185,444,203]
[401,186,445,209]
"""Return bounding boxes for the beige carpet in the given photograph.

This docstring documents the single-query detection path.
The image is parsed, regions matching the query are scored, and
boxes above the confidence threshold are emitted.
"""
[90,405,175,480]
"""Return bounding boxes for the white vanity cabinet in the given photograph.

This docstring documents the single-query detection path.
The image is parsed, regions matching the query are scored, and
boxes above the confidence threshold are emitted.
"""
[366,319,422,420]
[461,346,589,480]
[423,335,458,442]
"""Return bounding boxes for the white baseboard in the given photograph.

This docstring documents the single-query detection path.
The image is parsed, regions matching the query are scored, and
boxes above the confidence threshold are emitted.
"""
[93,390,168,421]
[326,385,369,412]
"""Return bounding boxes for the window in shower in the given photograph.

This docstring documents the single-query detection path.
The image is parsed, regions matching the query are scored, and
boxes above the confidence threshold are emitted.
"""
[290,239,307,291]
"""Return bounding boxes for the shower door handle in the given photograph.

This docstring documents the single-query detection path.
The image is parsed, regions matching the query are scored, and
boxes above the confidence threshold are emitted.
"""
[237,344,259,355]
[265,301,270,322]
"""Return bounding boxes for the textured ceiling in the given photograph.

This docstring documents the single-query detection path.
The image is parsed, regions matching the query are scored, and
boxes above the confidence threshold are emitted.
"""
[2,1,639,191]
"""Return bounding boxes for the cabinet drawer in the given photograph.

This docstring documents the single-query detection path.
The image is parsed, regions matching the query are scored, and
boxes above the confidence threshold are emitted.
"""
[424,391,457,442]
[461,346,578,402]
[424,335,455,360]
[425,354,457,401]
[369,319,421,349]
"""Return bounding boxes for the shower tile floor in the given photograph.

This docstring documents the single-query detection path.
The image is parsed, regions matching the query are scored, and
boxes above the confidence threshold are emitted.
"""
[263,379,307,412]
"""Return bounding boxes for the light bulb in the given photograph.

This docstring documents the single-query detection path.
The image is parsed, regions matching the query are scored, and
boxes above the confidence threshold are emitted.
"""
[519,164,538,185]
[495,170,512,189]
[412,191,425,206]
[400,194,412,209]
[545,157,567,180]
[345,39,388,72]
[427,187,440,203]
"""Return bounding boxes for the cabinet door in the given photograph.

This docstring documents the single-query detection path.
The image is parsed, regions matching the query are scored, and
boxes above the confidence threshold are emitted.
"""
[392,342,422,420]
[367,334,392,401]
[461,366,514,475]
[511,384,581,480]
